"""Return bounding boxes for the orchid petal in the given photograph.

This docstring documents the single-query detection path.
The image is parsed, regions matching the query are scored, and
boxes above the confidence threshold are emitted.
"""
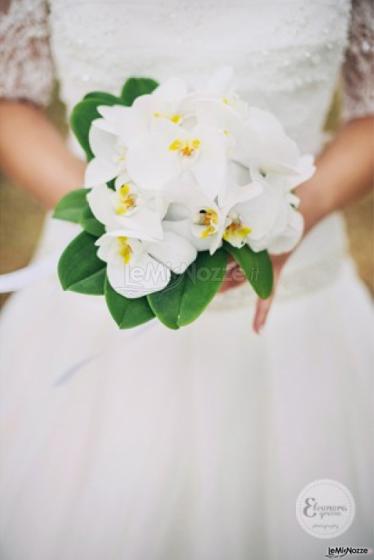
[98,105,148,146]
[163,219,212,253]
[107,252,170,299]
[267,208,304,255]
[85,157,118,187]
[146,231,197,274]
[89,124,118,160]
[194,98,244,137]
[192,127,227,200]
[126,133,180,190]
[119,207,164,241]
[238,187,283,242]
[223,181,263,211]
[236,107,300,170]
[87,184,117,228]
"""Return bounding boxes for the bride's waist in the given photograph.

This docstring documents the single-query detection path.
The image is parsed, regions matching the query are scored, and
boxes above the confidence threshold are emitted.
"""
[211,212,348,310]
[35,212,348,304]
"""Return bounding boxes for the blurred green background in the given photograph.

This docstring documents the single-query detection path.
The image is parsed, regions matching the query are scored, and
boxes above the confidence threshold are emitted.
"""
[0,93,373,306]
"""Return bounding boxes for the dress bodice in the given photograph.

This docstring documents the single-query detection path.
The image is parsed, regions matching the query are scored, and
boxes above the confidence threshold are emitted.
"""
[49,0,350,155]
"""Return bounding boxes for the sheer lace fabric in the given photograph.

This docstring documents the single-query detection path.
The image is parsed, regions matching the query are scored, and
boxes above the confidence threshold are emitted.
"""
[342,0,374,121]
[0,0,54,106]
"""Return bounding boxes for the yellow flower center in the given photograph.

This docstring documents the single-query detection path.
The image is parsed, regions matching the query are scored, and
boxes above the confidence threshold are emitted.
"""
[153,111,182,124]
[115,184,136,215]
[223,219,252,243]
[117,236,133,264]
[196,208,219,238]
[170,114,182,124]
[169,138,201,158]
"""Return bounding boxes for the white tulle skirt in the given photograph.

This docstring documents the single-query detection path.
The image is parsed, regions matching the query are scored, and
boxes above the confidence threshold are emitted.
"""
[0,217,373,560]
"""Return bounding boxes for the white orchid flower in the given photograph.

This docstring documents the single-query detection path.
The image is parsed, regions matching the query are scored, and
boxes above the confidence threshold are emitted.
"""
[235,183,304,255]
[165,168,302,256]
[84,102,151,187]
[84,82,208,190]
[97,227,197,299]
[84,125,127,187]
[178,69,249,168]
[83,113,149,188]
[234,107,315,181]
[93,77,189,140]
[165,178,262,255]
[265,205,304,255]
[251,153,315,194]
[84,79,205,191]
[126,119,227,199]
[94,105,147,142]
[87,177,166,241]
[179,68,248,157]
[136,77,190,127]
[183,67,247,112]
[96,231,170,298]
[191,98,247,161]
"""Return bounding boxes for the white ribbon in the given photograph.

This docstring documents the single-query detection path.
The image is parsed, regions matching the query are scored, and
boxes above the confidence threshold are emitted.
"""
[0,253,59,293]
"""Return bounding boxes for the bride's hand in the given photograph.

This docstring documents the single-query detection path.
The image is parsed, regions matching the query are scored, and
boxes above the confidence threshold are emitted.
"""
[219,250,291,332]
[252,252,290,334]
[219,257,246,293]
[253,114,374,334]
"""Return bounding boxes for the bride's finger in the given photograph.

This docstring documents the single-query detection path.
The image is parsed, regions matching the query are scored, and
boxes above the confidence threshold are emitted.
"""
[252,295,274,334]
[219,265,245,293]
[252,253,290,332]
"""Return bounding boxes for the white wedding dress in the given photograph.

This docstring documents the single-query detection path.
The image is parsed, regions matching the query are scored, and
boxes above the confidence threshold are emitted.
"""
[0,1,373,559]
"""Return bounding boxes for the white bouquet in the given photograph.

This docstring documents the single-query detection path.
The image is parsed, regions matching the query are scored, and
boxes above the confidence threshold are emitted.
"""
[54,68,315,329]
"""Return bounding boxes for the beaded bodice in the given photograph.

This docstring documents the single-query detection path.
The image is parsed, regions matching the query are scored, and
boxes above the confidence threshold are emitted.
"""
[51,0,348,156]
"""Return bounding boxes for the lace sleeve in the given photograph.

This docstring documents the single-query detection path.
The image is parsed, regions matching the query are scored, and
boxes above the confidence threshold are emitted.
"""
[0,0,54,106]
[342,0,374,121]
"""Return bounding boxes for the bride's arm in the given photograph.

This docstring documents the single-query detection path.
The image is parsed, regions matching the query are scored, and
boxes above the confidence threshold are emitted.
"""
[0,101,84,208]
[253,117,374,333]
[298,116,373,236]
[0,0,84,207]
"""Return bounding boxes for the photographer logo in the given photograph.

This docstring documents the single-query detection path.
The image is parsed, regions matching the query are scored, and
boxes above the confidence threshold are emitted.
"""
[296,479,355,539]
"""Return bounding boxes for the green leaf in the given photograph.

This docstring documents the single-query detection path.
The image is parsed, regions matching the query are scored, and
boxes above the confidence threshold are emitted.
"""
[178,249,228,327]
[121,77,159,106]
[70,97,117,160]
[147,273,186,330]
[106,178,116,191]
[58,231,106,295]
[224,243,273,299]
[83,91,121,104]
[147,250,228,329]
[53,188,89,223]
[104,277,154,329]
[80,206,105,237]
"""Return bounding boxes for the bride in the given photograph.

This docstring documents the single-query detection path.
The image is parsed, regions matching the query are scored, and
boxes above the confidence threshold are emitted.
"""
[0,1,373,559]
